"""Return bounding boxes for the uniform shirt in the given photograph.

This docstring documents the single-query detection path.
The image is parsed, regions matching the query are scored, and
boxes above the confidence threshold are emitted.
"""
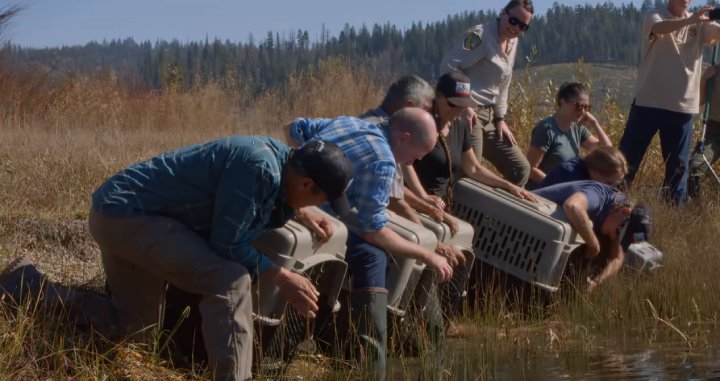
[413,119,472,198]
[536,157,590,189]
[634,8,720,114]
[533,180,625,232]
[92,136,295,277]
[530,116,592,175]
[439,19,517,117]
[358,107,404,200]
[288,116,396,233]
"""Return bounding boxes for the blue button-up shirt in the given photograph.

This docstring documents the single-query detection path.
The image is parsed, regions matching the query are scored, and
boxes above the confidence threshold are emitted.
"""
[289,117,396,233]
[92,136,295,276]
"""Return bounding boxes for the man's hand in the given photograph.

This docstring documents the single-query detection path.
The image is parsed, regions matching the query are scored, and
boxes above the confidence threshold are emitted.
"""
[425,253,453,282]
[267,267,320,318]
[435,242,466,268]
[690,5,713,24]
[495,120,517,146]
[296,207,334,244]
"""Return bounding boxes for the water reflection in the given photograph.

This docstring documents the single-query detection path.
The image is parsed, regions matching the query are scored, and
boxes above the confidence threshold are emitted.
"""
[442,329,720,380]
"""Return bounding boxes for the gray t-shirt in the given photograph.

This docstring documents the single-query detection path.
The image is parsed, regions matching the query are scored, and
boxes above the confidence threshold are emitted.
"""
[530,116,591,175]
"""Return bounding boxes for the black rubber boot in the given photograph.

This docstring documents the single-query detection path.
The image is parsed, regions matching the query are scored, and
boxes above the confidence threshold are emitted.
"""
[350,290,387,381]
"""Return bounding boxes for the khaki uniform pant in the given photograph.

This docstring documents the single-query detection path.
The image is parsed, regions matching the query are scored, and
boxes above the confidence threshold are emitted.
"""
[88,210,253,381]
[471,107,531,187]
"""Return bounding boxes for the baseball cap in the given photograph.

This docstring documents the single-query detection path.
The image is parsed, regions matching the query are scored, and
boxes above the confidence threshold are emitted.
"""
[436,72,480,108]
[292,140,354,216]
[620,204,653,249]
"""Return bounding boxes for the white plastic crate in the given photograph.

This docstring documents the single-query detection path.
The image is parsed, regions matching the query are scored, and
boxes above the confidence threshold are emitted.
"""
[451,179,584,292]
[252,206,348,324]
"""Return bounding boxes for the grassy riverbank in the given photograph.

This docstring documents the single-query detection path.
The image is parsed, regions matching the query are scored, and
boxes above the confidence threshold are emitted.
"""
[1,58,719,379]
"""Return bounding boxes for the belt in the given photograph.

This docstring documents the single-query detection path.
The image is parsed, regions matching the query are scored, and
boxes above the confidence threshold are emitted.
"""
[476,104,494,111]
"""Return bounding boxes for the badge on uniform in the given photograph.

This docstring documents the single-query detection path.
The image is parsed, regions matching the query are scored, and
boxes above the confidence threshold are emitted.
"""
[689,26,698,37]
[463,32,482,51]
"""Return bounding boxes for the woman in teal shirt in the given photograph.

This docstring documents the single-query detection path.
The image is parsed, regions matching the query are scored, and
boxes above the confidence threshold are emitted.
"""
[526,82,612,188]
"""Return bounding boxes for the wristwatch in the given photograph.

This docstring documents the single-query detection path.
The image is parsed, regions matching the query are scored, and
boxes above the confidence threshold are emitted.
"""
[492,115,505,124]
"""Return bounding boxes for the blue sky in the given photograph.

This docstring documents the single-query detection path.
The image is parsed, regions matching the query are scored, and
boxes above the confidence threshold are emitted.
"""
[5,0,643,48]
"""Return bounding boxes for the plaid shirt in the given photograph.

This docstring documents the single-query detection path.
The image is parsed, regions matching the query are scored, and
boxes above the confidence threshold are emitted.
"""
[92,136,295,277]
[289,116,396,233]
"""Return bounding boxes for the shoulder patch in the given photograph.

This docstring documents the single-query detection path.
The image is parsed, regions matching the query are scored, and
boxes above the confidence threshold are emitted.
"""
[463,32,482,51]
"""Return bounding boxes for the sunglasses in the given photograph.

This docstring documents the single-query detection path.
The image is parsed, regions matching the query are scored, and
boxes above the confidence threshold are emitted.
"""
[574,102,592,112]
[506,13,530,32]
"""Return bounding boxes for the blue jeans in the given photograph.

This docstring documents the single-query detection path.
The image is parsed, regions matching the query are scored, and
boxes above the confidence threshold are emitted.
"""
[619,104,694,205]
[345,232,388,291]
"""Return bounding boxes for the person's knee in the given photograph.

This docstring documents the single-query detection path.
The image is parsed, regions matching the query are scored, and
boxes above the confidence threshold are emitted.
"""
[346,240,388,290]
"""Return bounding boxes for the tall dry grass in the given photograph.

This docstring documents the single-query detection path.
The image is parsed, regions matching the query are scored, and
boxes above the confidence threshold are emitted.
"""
[1,55,720,379]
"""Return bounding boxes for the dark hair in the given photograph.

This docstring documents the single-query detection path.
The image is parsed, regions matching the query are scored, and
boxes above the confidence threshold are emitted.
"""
[556,82,588,107]
[504,0,534,14]
[584,146,628,177]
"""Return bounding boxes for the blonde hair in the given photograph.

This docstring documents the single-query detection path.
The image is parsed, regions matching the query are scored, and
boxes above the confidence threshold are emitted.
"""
[584,146,628,177]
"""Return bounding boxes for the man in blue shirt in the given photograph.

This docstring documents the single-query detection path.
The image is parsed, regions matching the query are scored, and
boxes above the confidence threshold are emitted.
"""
[1,137,354,381]
[285,108,452,377]
[533,181,651,292]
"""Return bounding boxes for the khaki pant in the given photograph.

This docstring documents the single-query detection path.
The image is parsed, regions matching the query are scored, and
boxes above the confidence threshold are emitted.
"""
[88,210,253,381]
[471,107,531,187]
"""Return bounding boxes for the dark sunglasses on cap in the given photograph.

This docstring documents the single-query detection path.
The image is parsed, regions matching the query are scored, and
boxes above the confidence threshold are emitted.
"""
[505,10,530,32]
[574,102,592,112]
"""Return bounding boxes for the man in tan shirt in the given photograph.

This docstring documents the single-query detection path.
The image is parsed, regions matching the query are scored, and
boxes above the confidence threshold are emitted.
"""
[618,0,720,205]
[439,0,534,187]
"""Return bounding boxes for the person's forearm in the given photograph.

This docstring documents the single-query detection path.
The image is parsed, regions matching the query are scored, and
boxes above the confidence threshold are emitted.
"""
[593,245,625,285]
[529,167,546,184]
[388,198,422,225]
[564,203,596,248]
[593,124,612,147]
[650,18,695,35]
[363,227,434,263]
[403,165,430,199]
[467,162,514,189]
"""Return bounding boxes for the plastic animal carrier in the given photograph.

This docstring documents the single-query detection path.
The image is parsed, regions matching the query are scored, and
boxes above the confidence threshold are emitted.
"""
[160,207,348,374]
[417,214,475,315]
[342,210,438,317]
[451,179,584,292]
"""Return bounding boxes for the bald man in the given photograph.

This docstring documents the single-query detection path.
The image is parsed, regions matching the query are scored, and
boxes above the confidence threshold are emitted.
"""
[285,108,451,379]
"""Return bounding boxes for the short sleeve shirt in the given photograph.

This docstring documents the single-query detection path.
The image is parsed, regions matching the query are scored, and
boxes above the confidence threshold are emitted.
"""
[530,116,592,175]
[634,8,720,114]
[533,180,625,230]
[413,120,472,198]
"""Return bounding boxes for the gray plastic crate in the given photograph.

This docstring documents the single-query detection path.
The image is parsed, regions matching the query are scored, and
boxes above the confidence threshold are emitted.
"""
[416,214,475,312]
[341,210,438,317]
[252,206,348,325]
[451,179,583,292]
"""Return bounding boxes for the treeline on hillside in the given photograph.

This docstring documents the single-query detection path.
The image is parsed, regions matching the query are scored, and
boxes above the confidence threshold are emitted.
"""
[1,0,703,94]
